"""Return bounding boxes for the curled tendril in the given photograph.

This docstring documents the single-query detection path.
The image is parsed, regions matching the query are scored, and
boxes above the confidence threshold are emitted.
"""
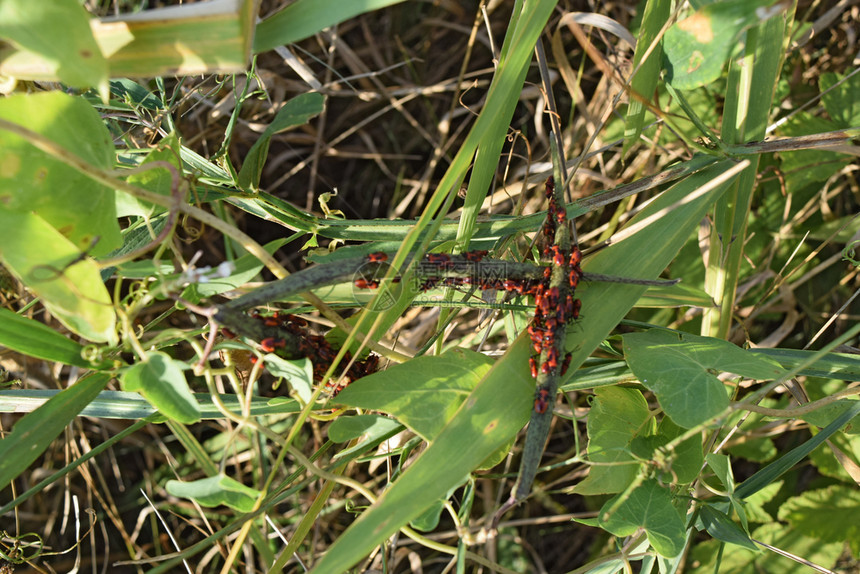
[80,344,103,364]
[0,530,44,564]
[842,240,860,267]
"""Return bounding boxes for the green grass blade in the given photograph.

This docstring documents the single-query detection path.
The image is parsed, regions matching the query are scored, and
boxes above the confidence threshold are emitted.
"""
[623,0,672,155]
[254,0,408,54]
[734,400,860,500]
[0,307,96,369]
[0,373,109,491]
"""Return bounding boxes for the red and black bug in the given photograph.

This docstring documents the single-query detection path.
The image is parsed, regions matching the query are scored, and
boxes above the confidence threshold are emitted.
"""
[260,337,286,353]
[552,245,565,267]
[529,356,538,378]
[354,278,379,289]
[560,352,572,376]
[426,253,452,266]
[534,388,551,413]
[569,247,582,268]
[463,249,488,262]
[367,251,388,263]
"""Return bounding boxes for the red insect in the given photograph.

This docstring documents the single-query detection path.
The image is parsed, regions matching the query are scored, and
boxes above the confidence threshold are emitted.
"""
[546,346,559,368]
[572,298,582,320]
[569,247,582,268]
[463,249,488,262]
[541,361,552,375]
[221,327,237,339]
[263,316,281,327]
[260,337,286,353]
[555,206,567,224]
[284,314,308,327]
[569,270,580,290]
[354,278,379,289]
[534,388,551,414]
[426,253,452,265]
[367,251,388,263]
[563,294,575,321]
[552,245,565,267]
[529,356,538,378]
[544,177,555,198]
[543,266,552,280]
[561,352,572,376]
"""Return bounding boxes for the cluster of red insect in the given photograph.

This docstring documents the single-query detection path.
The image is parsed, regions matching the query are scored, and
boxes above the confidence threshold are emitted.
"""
[226,311,380,396]
[527,178,583,414]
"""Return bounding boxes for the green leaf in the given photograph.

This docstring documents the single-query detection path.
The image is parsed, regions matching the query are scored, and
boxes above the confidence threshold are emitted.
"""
[237,92,324,191]
[120,351,201,424]
[624,329,784,428]
[262,354,314,404]
[0,373,109,491]
[735,401,860,499]
[165,474,261,512]
[573,386,650,495]
[0,0,108,95]
[630,417,704,485]
[598,478,687,558]
[116,133,183,217]
[0,211,117,343]
[254,0,408,53]
[698,505,759,551]
[333,348,494,442]
[0,92,121,255]
[328,414,402,444]
[0,307,95,368]
[663,0,783,90]
[820,71,860,127]
[777,485,860,549]
[623,0,672,154]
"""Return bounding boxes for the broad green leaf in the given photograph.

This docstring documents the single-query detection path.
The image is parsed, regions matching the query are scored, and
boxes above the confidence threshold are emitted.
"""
[573,386,650,495]
[262,354,314,404]
[120,351,201,424]
[778,114,851,195]
[820,71,860,127]
[0,373,109,491]
[630,417,703,485]
[598,478,686,558]
[254,0,408,53]
[0,307,95,368]
[328,414,402,444]
[237,92,324,192]
[166,474,261,512]
[697,505,758,551]
[334,348,494,442]
[688,521,844,574]
[0,92,121,255]
[0,211,117,343]
[624,329,784,428]
[0,0,108,95]
[109,79,165,111]
[116,133,183,217]
[777,485,860,551]
[663,0,783,90]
